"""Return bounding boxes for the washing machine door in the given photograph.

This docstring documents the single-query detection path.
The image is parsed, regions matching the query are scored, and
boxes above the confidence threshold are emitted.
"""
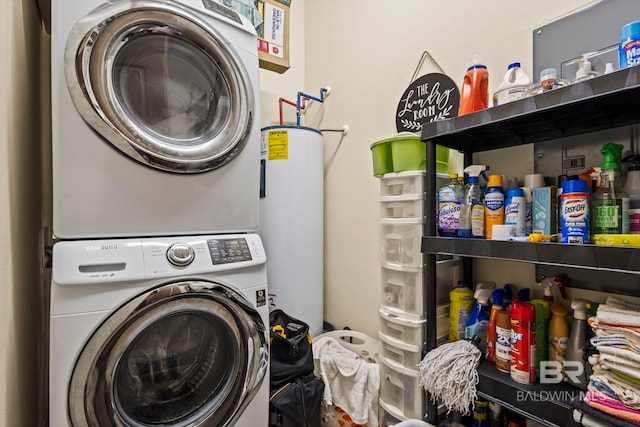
[68,281,268,427]
[64,0,255,173]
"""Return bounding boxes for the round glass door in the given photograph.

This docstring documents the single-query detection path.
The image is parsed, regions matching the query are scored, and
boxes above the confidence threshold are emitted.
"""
[65,0,254,173]
[68,282,268,426]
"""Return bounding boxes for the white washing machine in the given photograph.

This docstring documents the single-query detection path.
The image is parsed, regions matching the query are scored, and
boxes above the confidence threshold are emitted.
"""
[49,234,269,426]
[51,0,261,239]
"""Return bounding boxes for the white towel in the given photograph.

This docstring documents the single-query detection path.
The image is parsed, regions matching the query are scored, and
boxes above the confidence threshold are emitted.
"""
[597,296,640,327]
[313,336,380,427]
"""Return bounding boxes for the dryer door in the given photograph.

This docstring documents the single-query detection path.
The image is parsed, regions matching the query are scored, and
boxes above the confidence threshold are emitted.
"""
[64,0,254,173]
[68,281,268,427]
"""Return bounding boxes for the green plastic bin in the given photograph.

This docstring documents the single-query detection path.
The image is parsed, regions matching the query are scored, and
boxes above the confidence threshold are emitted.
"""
[371,133,449,177]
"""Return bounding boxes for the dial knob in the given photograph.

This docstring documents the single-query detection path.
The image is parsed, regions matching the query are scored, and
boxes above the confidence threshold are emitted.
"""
[166,243,194,267]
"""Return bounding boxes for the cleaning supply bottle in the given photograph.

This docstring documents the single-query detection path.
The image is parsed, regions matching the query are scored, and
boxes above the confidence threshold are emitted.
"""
[572,53,599,83]
[438,174,464,237]
[549,303,570,381]
[593,143,630,235]
[504,187,527,236]
[623,155,640,233]
[486,288,505,362]
[566,299,590,389]
[465,288,492,352]
[503,283,514,309]
[561,179,590,244]
[619,21,640,69]
[484,175,505,240]
[495,310,511,373]
[493,62,531,106]
[459,54,489,116]
[459,165,489,238]
[449,281,475,341]
[510,301,536,385]
[530,299,550,379]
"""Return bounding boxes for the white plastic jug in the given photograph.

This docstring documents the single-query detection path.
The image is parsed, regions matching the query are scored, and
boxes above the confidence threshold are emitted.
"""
[493,62,531,106]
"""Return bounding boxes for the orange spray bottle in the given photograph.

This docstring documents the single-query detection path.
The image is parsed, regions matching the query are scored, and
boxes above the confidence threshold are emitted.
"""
[459,54,489,116]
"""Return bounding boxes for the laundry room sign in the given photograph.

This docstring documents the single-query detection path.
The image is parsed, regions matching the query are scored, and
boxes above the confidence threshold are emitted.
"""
[395,73,459,133]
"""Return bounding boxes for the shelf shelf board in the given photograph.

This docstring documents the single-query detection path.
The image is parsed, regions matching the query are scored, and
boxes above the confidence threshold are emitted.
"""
[477,360,582,427]
[421,67,640,153]
[421,237,640,274]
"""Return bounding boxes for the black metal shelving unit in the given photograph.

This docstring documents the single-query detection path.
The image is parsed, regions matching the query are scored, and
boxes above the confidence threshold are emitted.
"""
[420,66,640,426]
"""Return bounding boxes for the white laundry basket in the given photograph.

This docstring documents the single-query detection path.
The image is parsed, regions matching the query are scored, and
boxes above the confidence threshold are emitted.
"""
[313,330,381,427]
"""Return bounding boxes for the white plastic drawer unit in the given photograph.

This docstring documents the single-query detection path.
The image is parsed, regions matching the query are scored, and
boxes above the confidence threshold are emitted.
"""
[380,218,422,267]
[380,260,460,319]
[379,321,448,371]
[380,195,424,219]
[380,171,425,198]
[379,356,423,420]
[378,308,425,347]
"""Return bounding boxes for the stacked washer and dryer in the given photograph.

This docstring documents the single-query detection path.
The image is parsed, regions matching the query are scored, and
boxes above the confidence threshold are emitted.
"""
[48,0,269,425]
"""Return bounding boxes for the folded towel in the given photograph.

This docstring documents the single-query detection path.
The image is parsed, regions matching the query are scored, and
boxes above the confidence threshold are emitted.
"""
[574,397,640,427]
[591,373,640,409]
[591,359,640,382]
[313,337,379,427]
[605,296,640,313]
[585,394,640,424]
[596,297,640,327]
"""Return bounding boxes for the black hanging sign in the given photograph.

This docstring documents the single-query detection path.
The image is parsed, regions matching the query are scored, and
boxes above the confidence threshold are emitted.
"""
[395,73,460,133]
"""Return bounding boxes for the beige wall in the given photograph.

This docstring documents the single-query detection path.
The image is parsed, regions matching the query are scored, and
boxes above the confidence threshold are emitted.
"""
[0,0,46,425]
[302,0,599,338]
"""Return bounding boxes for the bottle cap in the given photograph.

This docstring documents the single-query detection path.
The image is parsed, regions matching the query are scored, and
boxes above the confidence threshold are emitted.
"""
[506,187,524,198]
[562,179,588,194]
[540,68,558,86]
[508,62,521,69]
[571,299,590,320]
[600,143,624,171]
[491,289,506,307]
[511,301,536,321]
[551,303,568,317]
[621,21,640,40]
[487,174,503,187]
[449,173,458,179]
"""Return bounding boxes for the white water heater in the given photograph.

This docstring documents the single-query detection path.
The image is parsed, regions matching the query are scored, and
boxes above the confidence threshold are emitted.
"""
[259,126,324,336]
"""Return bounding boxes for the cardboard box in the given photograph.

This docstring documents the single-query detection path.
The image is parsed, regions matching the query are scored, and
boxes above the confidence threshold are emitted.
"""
[255,0,291,73]
[532,186,557,235]
[216,0,291,73]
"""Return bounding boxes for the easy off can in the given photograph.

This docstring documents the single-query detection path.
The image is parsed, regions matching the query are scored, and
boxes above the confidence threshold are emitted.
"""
[510,301,536,384]
[561,180,590,244]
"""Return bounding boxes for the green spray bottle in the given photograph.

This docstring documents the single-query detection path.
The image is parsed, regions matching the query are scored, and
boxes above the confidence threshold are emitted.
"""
[593,143,629,235]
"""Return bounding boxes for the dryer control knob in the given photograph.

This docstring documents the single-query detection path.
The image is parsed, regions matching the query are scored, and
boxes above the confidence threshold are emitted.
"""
[167,243,195,267]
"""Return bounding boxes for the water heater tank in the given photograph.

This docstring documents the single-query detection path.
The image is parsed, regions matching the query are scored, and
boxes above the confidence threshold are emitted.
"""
[258,125,324,336]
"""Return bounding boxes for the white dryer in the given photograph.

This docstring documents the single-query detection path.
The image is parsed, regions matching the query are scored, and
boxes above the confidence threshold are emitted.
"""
[52,0,261,239]
[49,234,269,426]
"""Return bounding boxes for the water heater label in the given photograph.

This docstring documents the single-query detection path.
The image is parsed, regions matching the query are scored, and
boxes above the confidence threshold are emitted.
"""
[268,130,289,160]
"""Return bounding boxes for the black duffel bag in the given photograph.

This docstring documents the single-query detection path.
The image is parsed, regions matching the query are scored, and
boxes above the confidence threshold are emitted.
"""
[269,309,315,388]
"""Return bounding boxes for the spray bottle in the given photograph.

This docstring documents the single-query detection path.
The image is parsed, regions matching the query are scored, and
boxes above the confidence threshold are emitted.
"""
[549,303,570,381]
[530,298,551,379]
[465,288,493,352]
[537,275,570,303]
[486,288,506,362]
[459,165,489,238]
[593,143,630,235]
[623,155,640,233]
[438,174,464,237]
[566,299,590,389]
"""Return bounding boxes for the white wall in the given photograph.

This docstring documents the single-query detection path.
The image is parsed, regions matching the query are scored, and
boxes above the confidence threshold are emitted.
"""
[302,0,599,338]
[0,0,45,425]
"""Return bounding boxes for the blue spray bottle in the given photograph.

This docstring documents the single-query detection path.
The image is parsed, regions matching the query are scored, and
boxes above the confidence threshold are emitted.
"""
[465,288,493,352]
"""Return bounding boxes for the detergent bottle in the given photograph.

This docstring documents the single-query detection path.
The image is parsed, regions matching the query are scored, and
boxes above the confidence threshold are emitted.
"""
[459,54,489,116]
[623,155,640,233]
[566,299,590,389]
[438,174,464,237]
[493,62,531,106]
[484,175,505,240]
[486,288,506,362]
[449,281,475,342]
[593,143,629,235]
[459,165,489,238]
[549,303,570,381]
[465,288,493,352]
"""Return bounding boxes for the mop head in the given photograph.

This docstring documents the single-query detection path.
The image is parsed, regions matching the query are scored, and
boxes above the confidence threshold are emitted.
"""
[417,340,482,415]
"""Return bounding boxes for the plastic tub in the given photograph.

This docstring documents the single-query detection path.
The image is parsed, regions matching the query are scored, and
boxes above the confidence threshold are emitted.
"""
[371,139,393,177]
[380,195,424,219]
[380,171,425,198]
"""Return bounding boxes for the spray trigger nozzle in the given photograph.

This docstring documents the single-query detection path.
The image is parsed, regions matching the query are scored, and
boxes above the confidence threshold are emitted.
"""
[538,275,571,301]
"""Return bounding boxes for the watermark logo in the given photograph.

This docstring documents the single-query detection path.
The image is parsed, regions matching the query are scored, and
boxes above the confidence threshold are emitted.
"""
[517,390,585,402]
[540,361,583,384]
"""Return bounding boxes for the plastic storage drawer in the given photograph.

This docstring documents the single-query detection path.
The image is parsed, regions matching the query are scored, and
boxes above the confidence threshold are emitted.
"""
[380,218,422,267]
[380,171,425,198]
[380,260,460,319]
[379,308,425,347]
[379,398,409,426]
[380,195,424,219]
[379,356,423,420]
